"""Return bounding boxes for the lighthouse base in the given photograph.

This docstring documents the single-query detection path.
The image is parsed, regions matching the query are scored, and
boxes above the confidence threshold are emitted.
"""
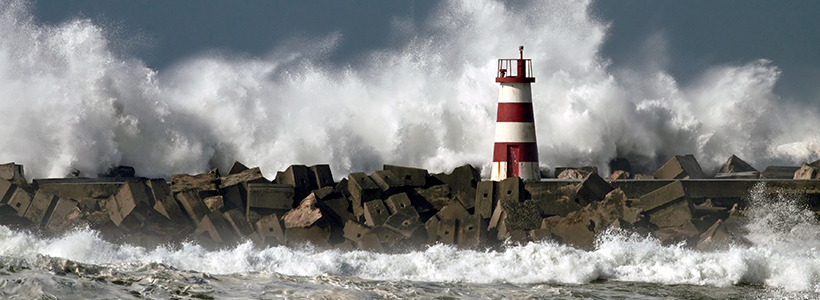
[491,161,540,181]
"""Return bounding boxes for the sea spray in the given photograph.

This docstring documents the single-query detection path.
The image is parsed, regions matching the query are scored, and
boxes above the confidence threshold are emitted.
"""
[1,0,819,180]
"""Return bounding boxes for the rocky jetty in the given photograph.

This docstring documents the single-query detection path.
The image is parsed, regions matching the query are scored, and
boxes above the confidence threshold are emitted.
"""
[2,154,820,252]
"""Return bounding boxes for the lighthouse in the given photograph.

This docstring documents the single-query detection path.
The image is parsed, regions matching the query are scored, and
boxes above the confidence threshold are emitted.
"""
[491,46,540,181]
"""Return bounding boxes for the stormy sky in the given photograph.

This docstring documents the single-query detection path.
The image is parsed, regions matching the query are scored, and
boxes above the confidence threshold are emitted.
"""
[33,0,820,103]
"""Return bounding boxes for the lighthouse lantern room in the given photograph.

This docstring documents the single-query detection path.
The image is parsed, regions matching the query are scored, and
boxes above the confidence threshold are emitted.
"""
[491,46,540,181]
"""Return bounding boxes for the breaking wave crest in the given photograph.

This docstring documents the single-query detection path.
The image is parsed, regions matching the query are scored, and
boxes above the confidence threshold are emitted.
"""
[1,0,819,179]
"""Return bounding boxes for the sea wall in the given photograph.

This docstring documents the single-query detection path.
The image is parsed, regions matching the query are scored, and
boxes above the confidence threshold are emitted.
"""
[2,154,820,252]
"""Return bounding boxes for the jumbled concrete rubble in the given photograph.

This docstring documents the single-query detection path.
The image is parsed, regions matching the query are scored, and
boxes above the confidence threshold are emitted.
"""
[1,154,820,252]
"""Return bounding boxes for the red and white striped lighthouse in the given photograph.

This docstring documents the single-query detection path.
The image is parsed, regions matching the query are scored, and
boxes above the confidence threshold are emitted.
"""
[491,46,540,181]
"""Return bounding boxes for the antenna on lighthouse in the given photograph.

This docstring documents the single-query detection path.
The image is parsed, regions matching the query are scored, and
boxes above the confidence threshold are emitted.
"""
[491,47,539,181]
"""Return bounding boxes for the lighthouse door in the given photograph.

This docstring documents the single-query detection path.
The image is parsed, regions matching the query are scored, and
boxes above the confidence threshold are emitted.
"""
[507,145,520,177]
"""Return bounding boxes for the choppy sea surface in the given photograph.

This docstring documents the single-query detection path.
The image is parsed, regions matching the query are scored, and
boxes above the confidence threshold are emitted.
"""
[2,187,820,299]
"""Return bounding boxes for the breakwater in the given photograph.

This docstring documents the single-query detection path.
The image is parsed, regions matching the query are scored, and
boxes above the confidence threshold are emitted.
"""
[2,154,820,252]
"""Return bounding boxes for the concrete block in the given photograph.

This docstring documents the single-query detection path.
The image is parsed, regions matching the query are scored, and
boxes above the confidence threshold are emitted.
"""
[223,209,253,236]
[437,201,470,221]
[343,220,370,242]
[442,164,480,210]
[370,226,404,247]
[6,188,31,217]
[347,173,382,204]
[285,226,330,247]
[794,162,820,179]
[351,196,366,222]
[105,196,123,226]
[383,164,428,187]
[531,185,582,218]
[276,165,314,200]
[357,231,384,252]
[425,216,440,244]
[607,170,630,180]
[760,166,801,179]
[197,212,238,244]
[146,179,170,203]
[220,183,246,212]
[384,209,422,238]
[437,218,456,245]
[312,186,336,200]
[696,219,732,251]
[283,193,323,228]
[556,169,584,179]
[457,215,485,247]
[0,179,14,204]
[246,183,294,210]
[152,193,186,222]
[370,170,402,193]
[320,196,355,225]
[488,199,505,231]
[107,181,153,226]
[175,190,210,225]
[541,215,595,249]
[714,171,759,179]
[506,230,530,244]
[24,191,59,225]
[0,162,24,181]
[309,164,335,188]
[31,178,124,201]
[474,181,496,219]
[204,196,224,213]
[719,155,757,173]
[537,189,639,250]
[0,205,30,228]
[555,166,597,179]
[45,198,79,231]
[574,172,614,206]
[228,161,249,175]
[415,185,451,210]
[171,169,219,192]
[384,193,412,215]
[256,213,286,244]
[223,209,261,243]
[363,200,390,227]
[647,197,693,229]
[219,167,266,188]
[500,198,542,231]
[652,222,699,246]
[529,228,553,242]
[653,154,705,179]
[497,177,522,202]
[335,239,357,252]
[637,180,690,213]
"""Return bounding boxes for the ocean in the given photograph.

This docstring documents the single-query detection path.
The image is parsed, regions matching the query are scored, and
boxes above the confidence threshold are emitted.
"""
[2,0,820,298]
[2,186,820,299]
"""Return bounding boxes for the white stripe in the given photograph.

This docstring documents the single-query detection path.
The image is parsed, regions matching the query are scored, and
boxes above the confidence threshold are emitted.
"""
[497,83,532,103]
[491,162,506,181]
[494,122,537,143]
[491,162,540,181]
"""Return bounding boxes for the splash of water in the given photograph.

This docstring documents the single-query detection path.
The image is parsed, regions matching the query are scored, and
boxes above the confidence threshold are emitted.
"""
[0,0,818,179]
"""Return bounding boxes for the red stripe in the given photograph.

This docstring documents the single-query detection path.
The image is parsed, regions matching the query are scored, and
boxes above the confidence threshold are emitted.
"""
[497,103,534,122]
[492,142,539,162]
[496,77,535,83]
